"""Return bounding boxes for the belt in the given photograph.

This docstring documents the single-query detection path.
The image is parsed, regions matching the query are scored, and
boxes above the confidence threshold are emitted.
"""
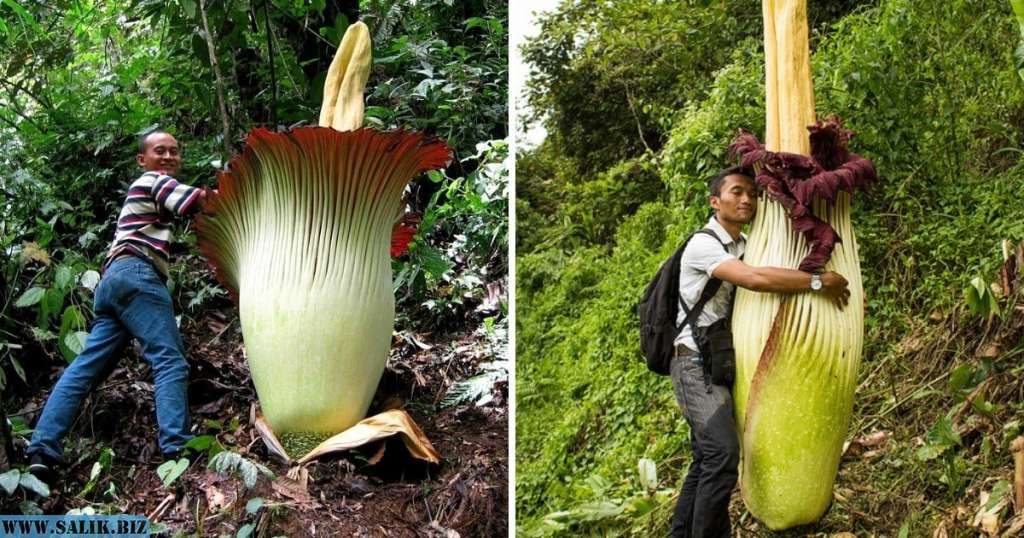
[671,344,696,356]
[674,344,701,363]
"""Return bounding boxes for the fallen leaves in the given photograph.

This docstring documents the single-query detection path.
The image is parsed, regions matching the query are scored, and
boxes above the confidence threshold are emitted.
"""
[271,467,314,504]
[298,409,441,465]
[1002,514,1024,538]
[476,281,504,314]
[252,408,441,465]
[842,429,893,459]
[204,484,230,511]
[424,521,461,538]
[974,487,1008,535]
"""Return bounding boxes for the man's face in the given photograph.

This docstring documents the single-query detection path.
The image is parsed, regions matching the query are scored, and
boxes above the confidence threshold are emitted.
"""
[710,174,757,225]
[137,132,181,175]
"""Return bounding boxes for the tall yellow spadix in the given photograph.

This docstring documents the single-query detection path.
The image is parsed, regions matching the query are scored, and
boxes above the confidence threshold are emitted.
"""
[319,22,372,131]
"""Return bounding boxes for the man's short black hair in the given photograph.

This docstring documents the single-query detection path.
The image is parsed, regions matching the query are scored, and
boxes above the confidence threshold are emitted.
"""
[138,128,170,153]
[709,165,754,197]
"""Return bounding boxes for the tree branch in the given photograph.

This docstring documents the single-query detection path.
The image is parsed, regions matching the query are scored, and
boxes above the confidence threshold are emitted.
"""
[262,0,278,127]
[0,79,55,113]
[0,98,46,134]
[199,0,233,160]
[622,82,651,153]
[0,111,23,131]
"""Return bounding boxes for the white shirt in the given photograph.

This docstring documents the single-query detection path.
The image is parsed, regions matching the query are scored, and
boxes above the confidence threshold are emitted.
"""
[673,216,746,351]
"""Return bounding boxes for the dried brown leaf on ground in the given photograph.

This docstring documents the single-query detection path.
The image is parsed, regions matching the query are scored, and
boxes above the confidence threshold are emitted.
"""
[204,484,231,511]
[254,408,440,465]
[299,409,441,465]
[843,429,894,458]
[973,488,1008,536]
[1002,514,1024,538]
[272,466,314,504]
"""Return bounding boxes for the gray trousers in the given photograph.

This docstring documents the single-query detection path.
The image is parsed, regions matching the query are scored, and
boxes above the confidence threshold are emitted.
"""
[669,349,739,538]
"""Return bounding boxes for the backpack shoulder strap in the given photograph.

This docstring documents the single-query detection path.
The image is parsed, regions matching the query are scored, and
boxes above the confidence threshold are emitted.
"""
[679,276,723,331]
[692,228,727,251]
[678,228,730,330]
[698,227,745,260]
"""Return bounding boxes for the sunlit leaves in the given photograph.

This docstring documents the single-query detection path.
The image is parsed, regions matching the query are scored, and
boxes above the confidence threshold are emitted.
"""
[0,469,50,498]
[964,276,1000,319]
[0,470,20,495]
[156,458,189,487]
[916,415,960,462]
[14,287,44,308]
[79,447,114,497]
[364,1,506,153]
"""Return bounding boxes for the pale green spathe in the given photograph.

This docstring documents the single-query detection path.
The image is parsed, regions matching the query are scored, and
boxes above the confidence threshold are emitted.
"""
[197,127,449,436]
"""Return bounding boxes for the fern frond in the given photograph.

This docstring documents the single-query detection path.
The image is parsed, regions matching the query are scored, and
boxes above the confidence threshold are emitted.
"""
[440,360,508,408]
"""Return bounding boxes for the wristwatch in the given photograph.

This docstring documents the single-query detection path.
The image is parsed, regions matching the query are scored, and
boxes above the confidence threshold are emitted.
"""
[810,273,823,291]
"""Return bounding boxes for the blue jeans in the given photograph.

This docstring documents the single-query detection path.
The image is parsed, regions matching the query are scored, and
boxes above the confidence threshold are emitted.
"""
[28,256,192,461]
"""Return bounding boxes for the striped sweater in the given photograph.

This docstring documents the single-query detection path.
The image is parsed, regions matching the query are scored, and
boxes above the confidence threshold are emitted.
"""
[102,171,203,279]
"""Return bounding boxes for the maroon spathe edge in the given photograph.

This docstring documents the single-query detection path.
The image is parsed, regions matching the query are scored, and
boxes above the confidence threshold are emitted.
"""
[194,126,452,299]
[728,117,877,272]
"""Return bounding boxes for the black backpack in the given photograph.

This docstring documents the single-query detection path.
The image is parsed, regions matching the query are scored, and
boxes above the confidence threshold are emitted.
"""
[637,229,728,375]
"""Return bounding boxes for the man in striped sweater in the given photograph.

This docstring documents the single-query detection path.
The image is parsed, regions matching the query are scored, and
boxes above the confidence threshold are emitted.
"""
[27,130,211,483]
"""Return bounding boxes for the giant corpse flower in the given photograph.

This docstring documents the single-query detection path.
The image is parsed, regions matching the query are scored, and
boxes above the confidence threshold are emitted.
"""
[727,0,876,529]
[196,22,450,456]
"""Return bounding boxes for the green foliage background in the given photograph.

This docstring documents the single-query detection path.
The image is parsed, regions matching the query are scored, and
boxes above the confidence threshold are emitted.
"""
[517,0,1024,535]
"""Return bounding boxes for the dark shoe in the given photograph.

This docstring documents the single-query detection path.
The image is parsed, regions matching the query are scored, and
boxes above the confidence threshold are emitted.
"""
[27,453,57,485]
[160,450,182,463]
[160,447,193,463]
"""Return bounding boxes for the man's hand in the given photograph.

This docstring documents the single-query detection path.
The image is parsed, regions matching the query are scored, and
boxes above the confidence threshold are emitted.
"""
[819,271,850,309]
[198,188,218,216]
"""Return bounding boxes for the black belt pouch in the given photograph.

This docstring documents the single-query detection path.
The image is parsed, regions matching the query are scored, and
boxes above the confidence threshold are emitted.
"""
[695,318,736,386]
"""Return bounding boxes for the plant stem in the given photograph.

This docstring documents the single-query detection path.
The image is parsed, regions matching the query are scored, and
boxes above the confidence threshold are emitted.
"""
[199,0,232,161]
